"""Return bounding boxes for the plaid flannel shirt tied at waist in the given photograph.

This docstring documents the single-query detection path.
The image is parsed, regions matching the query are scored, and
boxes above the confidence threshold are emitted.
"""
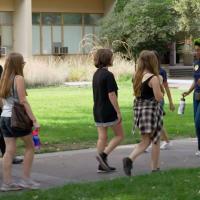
[133,98,163,144]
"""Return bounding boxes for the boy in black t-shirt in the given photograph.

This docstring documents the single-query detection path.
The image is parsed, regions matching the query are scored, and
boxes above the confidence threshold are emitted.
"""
[92,49,124,173]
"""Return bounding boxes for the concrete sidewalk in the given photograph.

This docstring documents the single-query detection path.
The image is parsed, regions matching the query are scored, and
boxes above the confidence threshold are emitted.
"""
[63,79,193,90]
[168,79,193,89]
[0,138,199,189]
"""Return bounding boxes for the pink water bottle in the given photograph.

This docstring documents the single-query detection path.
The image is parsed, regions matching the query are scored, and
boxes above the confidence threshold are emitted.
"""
[32,128,41,150]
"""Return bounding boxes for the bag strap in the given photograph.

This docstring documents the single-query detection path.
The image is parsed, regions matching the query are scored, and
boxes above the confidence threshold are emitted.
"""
[11,76,18,99]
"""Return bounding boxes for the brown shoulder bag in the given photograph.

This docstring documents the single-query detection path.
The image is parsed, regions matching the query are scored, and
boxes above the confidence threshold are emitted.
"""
[10,78,33,131]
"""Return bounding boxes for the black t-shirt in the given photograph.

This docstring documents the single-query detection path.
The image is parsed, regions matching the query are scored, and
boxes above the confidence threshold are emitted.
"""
[92,68,118,123]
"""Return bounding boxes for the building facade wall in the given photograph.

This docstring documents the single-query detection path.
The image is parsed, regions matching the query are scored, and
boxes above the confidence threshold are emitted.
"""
[0,0,115,57]
[32,0,104,13]
[0,0,14,11]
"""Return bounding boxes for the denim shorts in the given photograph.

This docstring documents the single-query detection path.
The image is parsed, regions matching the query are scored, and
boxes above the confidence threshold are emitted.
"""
[160,100,166,116]
[0,117,31,138]
[95,119,118,127]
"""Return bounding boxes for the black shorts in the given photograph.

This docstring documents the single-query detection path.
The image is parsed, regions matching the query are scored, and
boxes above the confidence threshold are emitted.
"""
[0,117,31,138]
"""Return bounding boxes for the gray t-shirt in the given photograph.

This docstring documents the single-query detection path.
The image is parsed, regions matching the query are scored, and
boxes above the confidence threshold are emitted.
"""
[1,79,19,117]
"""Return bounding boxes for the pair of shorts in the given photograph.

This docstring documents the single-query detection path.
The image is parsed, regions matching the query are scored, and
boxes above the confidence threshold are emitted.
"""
[0,117,31,138]
[95,119,118,127]
[160,100,166,116]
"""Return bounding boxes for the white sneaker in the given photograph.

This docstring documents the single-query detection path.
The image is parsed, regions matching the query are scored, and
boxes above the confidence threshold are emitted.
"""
[160,142,171,150]
[0,182,22,192]
[145,144,152,153]
[195,151,200,156]
[18,179,40,190]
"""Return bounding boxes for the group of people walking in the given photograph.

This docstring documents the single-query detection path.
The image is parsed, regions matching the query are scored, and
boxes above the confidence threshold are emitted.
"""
[93,41,200,176]
[0,40,199,191]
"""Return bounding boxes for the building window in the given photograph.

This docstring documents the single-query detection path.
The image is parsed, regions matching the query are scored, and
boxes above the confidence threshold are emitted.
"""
[42,13,61,26]
[83,14,102,53]
[0,12,13,25]
[84,14,102,25]
[42,26,51,54]
[64,26,82,54]
[32,13,102,55]
[0,12,13,54]
[41,13,62,55]
[32,13,41,54]
[63,14,82,54]
[32,25,40,55]
[63,14,82,25]
[83,25,94,53]
[32,13,40,25]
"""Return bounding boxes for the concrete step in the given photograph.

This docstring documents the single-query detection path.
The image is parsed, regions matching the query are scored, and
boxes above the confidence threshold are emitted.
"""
[169,65,193,78]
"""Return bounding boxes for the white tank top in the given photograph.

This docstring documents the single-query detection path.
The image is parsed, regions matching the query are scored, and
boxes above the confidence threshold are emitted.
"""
[1,78,19,117]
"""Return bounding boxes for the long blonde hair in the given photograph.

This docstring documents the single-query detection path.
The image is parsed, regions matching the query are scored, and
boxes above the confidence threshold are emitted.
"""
[0,52,25,98]
[133,50,159,97]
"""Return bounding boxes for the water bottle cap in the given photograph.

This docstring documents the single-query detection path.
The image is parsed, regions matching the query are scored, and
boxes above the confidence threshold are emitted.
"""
[32,128,39,136]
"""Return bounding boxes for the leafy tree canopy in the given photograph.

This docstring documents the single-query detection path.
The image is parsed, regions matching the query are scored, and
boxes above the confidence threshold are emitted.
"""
[174,0,200,38]
[100,0,178,58]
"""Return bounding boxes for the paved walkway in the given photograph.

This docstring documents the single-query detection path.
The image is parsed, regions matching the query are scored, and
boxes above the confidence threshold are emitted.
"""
[168,79,193,89]
[0,138,199,189]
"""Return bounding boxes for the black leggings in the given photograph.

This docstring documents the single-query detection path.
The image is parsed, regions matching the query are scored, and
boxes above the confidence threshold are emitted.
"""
[0,132,5,156]
[0,108,5,156]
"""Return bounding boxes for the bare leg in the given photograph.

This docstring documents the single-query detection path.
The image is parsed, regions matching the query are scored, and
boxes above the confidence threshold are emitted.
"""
[161,127,169,143]
[20,134,34,179]
[3,138,16,184]
[97,127,108,153]
[151,139,160,170]
[104,122,124,155]
[129,134,151,161]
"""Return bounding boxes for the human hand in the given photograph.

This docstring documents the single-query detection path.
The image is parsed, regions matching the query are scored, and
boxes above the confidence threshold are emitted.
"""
[160,85,165,95]
[33,121,40,129]
[169,103,175,112]
[182,91,189,97]
[117,112,122,124]
[158,75,163,85]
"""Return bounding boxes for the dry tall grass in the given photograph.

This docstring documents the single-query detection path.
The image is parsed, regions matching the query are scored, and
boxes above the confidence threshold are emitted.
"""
[0,54,134,87]
[0,35,135,87]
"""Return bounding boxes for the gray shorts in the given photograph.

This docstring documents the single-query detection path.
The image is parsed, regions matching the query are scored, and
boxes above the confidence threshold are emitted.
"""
[95,119,118,127]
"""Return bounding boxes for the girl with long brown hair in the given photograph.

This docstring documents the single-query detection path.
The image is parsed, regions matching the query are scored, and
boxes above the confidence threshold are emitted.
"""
[0,64,23,164]
[123,50,164,176]
[0,53,40,191]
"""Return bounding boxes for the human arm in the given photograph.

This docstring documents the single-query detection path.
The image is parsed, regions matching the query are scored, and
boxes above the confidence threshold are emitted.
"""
[163,82,175,111]
[108,92,122,123]
[15,76,40,128]
[149,76,164,102]
[182,81,195,97]
[107,72,122,123]
[197,79,200,86]
[159,75,165,95]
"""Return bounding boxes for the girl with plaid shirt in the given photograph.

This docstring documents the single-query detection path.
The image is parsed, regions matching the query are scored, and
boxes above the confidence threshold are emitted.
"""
[145,51,175,152]
[123,50,164,176]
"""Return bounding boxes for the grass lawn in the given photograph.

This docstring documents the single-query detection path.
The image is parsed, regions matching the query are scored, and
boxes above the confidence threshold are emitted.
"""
[1,168,200,200]
[18,79,195,153]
